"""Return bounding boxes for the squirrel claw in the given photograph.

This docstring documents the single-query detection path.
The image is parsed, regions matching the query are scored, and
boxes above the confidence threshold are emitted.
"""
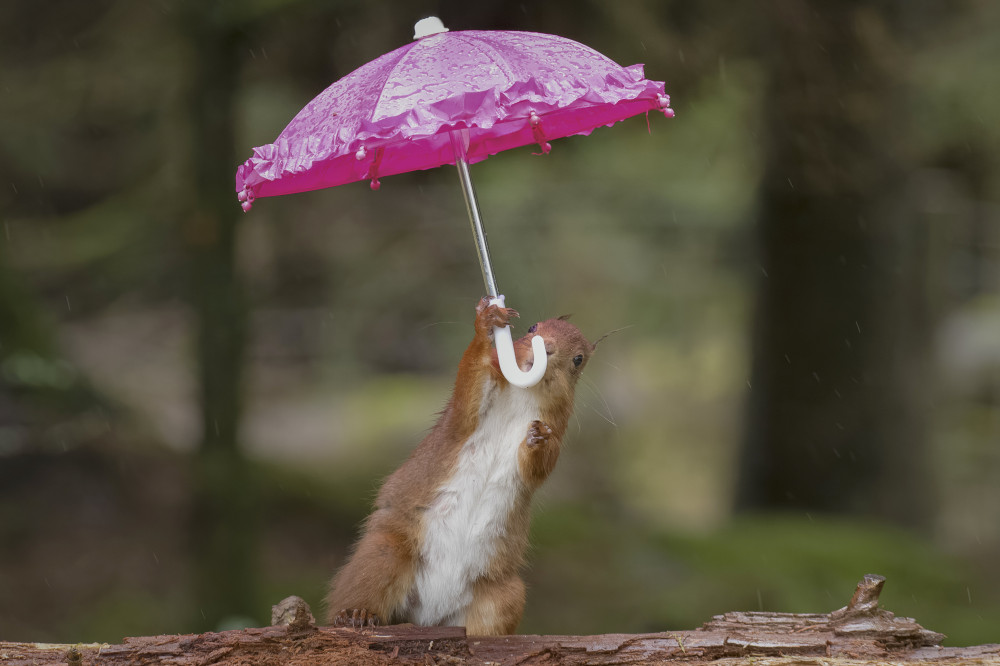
[526,420,553,448]
[476,297,519,335]
[332,608,380,629]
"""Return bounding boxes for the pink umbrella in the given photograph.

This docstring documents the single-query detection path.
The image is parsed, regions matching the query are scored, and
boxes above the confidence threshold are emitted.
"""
[236,17,673,387]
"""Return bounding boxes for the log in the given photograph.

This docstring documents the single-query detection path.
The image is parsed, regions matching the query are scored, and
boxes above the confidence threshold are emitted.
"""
[2,575,997,665]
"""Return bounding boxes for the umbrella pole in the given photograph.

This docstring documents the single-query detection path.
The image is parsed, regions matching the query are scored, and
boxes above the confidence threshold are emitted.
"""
[451,135,547,389]
[453,153,499,299]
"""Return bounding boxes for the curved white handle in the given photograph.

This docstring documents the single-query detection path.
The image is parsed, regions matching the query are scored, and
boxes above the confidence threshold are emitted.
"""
[491,296,547,388]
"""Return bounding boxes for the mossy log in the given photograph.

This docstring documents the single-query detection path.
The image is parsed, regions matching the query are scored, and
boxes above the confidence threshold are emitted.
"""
[2,575,997,665]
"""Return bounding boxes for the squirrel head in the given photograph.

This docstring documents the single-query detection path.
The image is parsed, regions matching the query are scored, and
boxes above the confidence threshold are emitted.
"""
[510,316,595,403]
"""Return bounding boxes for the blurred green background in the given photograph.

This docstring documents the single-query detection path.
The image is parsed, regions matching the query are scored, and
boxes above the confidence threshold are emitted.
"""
[2,0,999,647]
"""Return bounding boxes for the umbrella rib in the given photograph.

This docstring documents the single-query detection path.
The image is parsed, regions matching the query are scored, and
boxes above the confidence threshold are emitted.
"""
[368,44,421,133]
[450,32,519,98]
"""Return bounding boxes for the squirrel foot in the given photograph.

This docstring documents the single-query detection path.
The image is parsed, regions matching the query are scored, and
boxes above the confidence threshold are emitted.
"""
[476,296,519,338]
[526,420,553,448]
[332,608,380,629]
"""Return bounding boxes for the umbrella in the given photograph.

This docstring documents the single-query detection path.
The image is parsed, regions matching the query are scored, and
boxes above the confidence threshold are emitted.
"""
[235,16,673,387]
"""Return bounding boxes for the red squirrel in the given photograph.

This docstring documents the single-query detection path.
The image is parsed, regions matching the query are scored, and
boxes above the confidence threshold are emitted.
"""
[325,296,595,635]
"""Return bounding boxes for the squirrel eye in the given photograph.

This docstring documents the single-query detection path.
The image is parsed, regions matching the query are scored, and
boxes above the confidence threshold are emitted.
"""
[573,354,584,367]
[528,323,538,334]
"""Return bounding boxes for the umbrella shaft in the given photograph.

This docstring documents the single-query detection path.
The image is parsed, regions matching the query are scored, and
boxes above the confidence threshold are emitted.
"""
[454,156,499,299]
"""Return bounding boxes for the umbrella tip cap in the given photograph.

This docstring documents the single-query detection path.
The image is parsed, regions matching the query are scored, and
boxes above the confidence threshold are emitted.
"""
[414,16,449,40]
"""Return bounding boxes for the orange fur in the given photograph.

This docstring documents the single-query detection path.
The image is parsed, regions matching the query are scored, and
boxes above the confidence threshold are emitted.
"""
[466,575,527,636]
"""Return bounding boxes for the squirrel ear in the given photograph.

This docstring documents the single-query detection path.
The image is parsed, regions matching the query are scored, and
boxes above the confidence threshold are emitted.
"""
[557,313,573,321]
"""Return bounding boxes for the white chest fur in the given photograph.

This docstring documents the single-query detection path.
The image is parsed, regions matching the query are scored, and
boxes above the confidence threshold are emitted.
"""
[406,380,539,626]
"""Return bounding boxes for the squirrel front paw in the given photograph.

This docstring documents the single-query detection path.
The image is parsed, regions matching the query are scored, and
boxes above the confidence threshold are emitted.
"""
[332,608,380,629]
[526,420,553,448]
[475,296,519,338]
[519,420,559,483]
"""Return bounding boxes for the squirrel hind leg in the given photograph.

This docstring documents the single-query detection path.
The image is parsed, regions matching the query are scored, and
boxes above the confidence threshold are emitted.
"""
[325,523,417,626]
[465,575,526,636]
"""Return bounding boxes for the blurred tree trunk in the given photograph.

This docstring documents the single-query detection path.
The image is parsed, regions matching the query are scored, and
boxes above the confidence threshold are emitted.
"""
[180,3,256,629]
[736,1,932,527]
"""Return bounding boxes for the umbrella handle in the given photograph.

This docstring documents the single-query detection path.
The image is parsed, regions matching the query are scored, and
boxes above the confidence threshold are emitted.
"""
[490,296,547,388]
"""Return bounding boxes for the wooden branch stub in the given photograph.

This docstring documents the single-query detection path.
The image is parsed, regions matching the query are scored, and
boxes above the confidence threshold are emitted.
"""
[828,572,947,649]
[702,573,945,656]
[844,572,886,613]
[1,575,994,665]
[271,595,317,631]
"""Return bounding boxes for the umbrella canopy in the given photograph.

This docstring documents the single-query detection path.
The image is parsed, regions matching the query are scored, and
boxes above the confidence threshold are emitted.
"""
[236,23,672,205]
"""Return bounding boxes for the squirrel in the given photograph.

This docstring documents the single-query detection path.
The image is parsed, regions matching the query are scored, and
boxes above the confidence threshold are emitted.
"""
[325,296,595,635]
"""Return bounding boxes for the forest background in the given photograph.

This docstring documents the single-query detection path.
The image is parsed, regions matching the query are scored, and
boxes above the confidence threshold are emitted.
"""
[2,0,999,647]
